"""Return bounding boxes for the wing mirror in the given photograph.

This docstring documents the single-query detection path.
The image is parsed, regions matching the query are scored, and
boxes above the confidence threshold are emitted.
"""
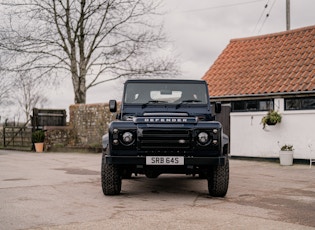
[109,100,117,112]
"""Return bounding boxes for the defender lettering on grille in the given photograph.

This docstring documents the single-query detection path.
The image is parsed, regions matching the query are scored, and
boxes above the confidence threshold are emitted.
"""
[134,117,197,124]
[145,118,187,122]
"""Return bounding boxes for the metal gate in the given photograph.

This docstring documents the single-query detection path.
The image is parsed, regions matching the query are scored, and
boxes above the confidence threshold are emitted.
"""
[2,124,32,150]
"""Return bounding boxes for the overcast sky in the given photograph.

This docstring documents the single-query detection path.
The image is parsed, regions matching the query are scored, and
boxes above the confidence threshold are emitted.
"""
[30,0,315,112]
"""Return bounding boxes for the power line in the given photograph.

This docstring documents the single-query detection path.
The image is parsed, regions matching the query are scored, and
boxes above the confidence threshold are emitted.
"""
[181,0,265,13]
[257,0,277,34]
[253,0,270,33]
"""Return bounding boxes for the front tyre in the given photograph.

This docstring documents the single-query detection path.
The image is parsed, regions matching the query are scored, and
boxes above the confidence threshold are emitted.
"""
[207,157,229,197]
[101,152,121,195]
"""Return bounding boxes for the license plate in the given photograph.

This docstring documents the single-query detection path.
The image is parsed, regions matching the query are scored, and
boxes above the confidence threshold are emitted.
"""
[146,156,184,165]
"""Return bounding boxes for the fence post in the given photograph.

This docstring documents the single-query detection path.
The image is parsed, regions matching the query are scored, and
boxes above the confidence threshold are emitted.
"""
[3,126,6,147]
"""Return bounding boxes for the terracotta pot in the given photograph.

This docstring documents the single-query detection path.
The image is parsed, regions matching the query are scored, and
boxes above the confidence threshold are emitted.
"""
[34,143,44,153]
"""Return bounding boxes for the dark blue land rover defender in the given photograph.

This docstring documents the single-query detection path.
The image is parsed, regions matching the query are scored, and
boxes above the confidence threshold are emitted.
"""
[101,79,229,196]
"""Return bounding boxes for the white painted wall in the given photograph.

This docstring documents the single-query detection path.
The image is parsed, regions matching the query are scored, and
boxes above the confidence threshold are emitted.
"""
[230,98,315,160]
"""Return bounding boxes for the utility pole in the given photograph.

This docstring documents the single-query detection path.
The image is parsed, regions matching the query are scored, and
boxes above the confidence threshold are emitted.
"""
[286,0,290,30]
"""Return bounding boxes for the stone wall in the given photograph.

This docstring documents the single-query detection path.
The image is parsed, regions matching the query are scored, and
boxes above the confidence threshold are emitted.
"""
[45,103,118,151]
[70,103,116,147]
[44,126,75,150]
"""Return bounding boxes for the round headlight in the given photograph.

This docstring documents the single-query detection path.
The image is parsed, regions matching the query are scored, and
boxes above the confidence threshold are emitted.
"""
[122,132,133,144]
[198,132,209,144]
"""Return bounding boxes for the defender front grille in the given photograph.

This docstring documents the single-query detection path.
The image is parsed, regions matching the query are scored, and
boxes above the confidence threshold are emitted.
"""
[138,129,191,150]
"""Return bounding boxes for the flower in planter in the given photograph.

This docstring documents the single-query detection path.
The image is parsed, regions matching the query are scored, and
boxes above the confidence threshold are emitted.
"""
[32,130,45,143]
[280,144,294,151]
[261,110,282,129]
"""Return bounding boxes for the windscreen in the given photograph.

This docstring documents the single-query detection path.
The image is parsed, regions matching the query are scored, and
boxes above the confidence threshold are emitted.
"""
[124,82,208,104]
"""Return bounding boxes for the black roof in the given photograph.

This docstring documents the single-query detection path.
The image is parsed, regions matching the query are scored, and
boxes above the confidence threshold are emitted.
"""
[124,79,207,84]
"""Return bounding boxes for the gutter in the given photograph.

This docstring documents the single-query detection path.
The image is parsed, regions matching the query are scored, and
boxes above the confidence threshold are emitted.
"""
[210,91,315,102]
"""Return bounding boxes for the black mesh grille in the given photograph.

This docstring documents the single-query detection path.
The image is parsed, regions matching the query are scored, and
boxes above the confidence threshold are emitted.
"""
[138,129,191,150]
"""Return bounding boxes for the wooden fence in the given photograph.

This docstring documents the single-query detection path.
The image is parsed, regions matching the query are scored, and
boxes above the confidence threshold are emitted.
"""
[31,108,67,130]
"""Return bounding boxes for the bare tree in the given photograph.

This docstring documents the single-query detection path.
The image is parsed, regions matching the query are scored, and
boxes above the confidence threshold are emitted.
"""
[0,55,13,107]
[0,76,11,107]
[0,59,12,125]
[0,0,177,104]
[13,72,49,123]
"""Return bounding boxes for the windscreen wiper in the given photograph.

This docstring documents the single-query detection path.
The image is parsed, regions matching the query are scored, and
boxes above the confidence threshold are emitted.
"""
[176,100,202,109]
[142,100,167,108]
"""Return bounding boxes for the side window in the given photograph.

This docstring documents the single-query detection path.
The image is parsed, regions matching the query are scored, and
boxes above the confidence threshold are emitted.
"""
[232,101,246,111]
[259,100,273,111]
[285,98,300,110]
[246,101,258,110]
[285,97,315,110]
[303,98,315,109]
[231,100,274,112]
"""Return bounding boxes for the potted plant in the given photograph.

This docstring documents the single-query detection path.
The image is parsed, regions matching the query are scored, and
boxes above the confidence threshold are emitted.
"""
[32,130,45,152]
[279,144,294,166]
[261,110,282,129]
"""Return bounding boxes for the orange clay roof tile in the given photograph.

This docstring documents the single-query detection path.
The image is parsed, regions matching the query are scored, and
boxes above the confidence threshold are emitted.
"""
[202,25,315,97]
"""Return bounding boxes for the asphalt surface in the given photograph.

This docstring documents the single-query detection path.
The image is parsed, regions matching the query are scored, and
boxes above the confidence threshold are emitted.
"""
[0,150,314,230]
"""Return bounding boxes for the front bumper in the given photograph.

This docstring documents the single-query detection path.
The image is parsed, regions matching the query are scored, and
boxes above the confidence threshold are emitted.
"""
[105,155,227,166]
